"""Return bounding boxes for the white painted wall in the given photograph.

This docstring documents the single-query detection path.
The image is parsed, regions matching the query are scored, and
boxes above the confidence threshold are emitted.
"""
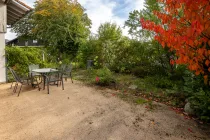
[0,34,6,83]
[0,2,6,33]
[0,3,6,83]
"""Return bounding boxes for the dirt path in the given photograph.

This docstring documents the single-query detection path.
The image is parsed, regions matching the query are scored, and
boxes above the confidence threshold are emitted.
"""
[0,81,209,140]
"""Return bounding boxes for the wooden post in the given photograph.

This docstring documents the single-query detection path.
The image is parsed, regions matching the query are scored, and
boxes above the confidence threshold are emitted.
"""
[0,2,7,83]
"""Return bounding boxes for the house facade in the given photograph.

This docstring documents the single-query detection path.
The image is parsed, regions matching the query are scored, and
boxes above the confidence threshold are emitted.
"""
[6,37,43,47]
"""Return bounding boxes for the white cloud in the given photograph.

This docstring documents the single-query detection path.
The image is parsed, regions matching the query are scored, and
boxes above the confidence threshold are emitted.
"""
[20,0,35,7]
[5,29,17,40]
[5,0,145,40]
[78,0,145,36]
[81,0,117,34]
[130,0,145,11]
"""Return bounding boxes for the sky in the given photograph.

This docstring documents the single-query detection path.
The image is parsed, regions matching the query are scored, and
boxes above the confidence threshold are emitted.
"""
[5,0,145,40]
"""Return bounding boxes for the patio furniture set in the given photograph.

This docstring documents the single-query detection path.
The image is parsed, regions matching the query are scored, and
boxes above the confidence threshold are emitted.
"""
[8,64,73,96]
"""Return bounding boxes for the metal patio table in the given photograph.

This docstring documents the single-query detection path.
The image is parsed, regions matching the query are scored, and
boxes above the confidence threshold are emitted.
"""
[32,68,58,90]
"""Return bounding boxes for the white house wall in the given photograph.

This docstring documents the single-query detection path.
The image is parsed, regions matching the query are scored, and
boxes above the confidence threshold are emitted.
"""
[0,3,6,83]
[0,33,6,83]
[0,2,6,32]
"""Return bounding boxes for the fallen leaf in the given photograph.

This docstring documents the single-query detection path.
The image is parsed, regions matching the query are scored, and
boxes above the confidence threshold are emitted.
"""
[188,128,193,133]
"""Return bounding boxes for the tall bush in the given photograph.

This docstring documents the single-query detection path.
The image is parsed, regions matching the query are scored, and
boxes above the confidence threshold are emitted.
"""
[5,47,45,75]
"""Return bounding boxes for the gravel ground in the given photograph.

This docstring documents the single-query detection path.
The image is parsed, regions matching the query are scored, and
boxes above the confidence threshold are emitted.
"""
[0,80,209,140]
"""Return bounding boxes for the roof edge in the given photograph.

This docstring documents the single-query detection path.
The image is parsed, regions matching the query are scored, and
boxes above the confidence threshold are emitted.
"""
[14,0,32,10]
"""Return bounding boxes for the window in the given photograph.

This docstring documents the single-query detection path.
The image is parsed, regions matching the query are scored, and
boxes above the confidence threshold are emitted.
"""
[33,40,38,44]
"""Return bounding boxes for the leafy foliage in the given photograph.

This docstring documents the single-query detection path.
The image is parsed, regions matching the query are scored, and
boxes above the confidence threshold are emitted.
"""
[5,47,45,75]
[141,0,210,82]
[125,10,142,39]
[98,22,122,42]
[11,12,34,39]
[13,0,91,60]
[138,0,210,122]
[124,0,174,76]
[76,35,100,68]
[95,67,115,86]
[189,90,210,122]
[97,22,123,67]
[78,22,124,69]
[125,0,161,40]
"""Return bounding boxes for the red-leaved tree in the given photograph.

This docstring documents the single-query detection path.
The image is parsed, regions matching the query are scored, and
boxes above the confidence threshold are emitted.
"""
[140,0,210,83]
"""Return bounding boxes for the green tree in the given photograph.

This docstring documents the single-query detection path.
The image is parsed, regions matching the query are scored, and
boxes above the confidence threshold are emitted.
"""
[98,22,122,42]
[125,0,161,40]
[77,34,99,67]
[97,22,123,67]
[11,12,35,39]
[124,0,175,75]
[124,10,143,39]
[13,0,91,60]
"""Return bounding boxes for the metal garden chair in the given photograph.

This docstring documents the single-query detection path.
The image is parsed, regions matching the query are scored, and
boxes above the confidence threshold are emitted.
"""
[62,64,73,83]
[28,64,41,87]
[9,67,40,96]
[59,64,66,71]
[9,67,30,91]
[44,69,64,94]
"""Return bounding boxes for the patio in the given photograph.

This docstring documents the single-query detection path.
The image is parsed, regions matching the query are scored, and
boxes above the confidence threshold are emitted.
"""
[0,80,209,140]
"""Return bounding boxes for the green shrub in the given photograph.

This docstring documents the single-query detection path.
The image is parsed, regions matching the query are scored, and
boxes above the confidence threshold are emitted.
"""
[155,77,174,89]
[145,76,174,89]
[131,66,150,78]
[182,70,206,94]
[95,67,115,86]
[189,89,210,122]
[5,47,47,76]
[170,65,186,81]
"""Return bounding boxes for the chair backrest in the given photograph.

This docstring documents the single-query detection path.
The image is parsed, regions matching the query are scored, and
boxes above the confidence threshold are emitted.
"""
[29,64,39,77]
[65,64,73,72]
[62,64,73,77]
[9,67,22,83]
[49,69,63,80]
[58,64,66,72]
[61,64,66,70]
[29,64,39,72]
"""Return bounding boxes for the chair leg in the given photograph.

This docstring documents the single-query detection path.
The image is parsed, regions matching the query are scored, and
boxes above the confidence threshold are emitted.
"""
[47,79,49,94]
[61,79,64,90]
[35,78,41,91]
[14,83,18,93]
[47,84,49,94]
[30,74,33,87]
[13,83,16,92]
[70,73,73,83]
[18,84,23,96]
[43,76,46,90]
[10,82,13,89]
